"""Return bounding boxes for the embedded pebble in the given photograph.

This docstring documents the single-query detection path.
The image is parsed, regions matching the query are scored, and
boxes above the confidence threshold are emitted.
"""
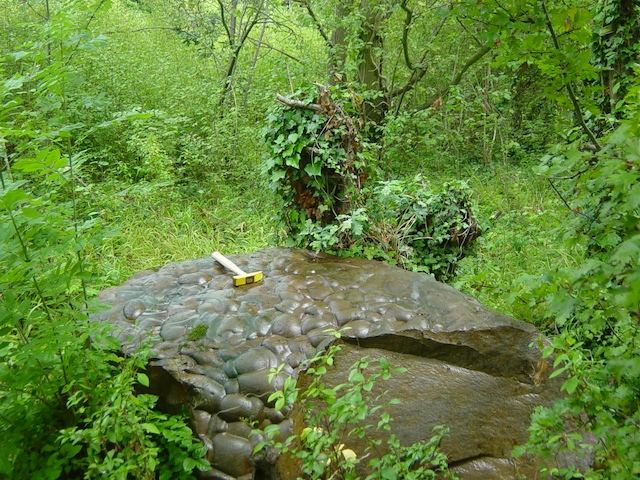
[224,379,239,394]
[341,320,371,338]
[301,312,335,334]
[211,433,253,477]
[237,369,286,399]
[232,348,279,375]
[270,314,302,337]
[123,299,146,321]
[192,409,212,435]
[286,351,306,368]
[226,421,252,439]
[160,324,186,341]
[207,414,228,436]
[218,394,263,422]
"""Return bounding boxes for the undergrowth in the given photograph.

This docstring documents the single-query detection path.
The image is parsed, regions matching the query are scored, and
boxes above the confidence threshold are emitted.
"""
[449,162,583,322]
[89,180,279,285]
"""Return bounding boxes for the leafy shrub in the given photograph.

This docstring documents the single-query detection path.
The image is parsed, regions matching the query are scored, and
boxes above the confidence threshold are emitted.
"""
[294,177,480,280]
[124,128,173,182]
[366,177,480,278]
[0,6,207,478]
[255,342,455,480]
[0,154,208,480]
[263,87,480,280]
[513,78,640,478]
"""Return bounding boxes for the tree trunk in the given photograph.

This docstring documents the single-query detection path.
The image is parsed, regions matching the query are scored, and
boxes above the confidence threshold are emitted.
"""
[329,3,347,84]
[229,0,238,45]
[357,0,388,129]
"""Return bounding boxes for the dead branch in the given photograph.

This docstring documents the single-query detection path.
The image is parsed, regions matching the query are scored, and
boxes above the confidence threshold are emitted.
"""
[276,94,323,112]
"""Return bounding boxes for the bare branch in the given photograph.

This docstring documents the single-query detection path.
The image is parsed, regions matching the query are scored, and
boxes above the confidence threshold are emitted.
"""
[390,64,428,98]
[447,42,492,90]
[391,1,453,98]
[276,94,323,112]
[400,0,414,70]
[24,0,46,20]
[455,17,482,47]
[410,41,492,109]
[295,0,332,47]
[548,178,591,220]
[103,26,179,35]
[219,2,265,108]
[247,37,304,64]
[217,0,233,45]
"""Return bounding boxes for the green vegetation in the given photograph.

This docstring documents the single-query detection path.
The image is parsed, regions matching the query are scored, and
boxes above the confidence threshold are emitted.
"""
[1,0,638,478]
[187,323,209,341]
[256,341,456,479]
[263,87,480,279]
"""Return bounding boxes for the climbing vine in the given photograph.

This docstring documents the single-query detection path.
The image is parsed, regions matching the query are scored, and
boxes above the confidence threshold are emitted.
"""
[592,0,640,117]
[263,85,367,228]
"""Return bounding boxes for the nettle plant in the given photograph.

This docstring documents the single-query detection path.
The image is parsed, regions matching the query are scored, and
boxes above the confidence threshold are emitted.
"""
[263,86,480,280]
[255,342,455,480]
[0,4,207,479]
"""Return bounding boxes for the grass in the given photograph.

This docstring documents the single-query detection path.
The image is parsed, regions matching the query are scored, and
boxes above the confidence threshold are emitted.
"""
[88,178,280,287]
[400,158,584,323]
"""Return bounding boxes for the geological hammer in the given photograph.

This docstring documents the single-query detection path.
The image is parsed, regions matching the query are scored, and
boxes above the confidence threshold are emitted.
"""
[212,251,263,287]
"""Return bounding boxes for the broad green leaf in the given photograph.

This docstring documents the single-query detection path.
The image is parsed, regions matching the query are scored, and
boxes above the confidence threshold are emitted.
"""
[137,373,150,387]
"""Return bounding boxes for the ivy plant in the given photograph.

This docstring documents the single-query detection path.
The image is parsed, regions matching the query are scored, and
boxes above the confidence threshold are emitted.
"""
[263,85,367,228]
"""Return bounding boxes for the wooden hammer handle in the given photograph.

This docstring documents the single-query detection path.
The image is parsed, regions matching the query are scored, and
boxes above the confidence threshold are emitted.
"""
[212,252,245,276]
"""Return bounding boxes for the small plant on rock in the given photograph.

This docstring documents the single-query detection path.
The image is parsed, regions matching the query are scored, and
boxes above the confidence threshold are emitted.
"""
[254,342,456,480]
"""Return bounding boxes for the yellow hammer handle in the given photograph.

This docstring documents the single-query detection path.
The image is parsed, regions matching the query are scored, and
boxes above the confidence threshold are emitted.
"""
[212,252,245,276]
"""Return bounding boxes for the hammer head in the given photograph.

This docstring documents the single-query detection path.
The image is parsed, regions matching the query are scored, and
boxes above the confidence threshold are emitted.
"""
[233,271,263,287]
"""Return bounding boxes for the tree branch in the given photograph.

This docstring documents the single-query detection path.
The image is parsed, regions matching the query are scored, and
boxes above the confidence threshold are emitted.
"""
[219,2,264,108]
[455,17,482,47]
[423,41,492,106]
[103,26,180,35]
[247,37,304,64]
[390,1,452,98]
[390,64,428,98]
[295,0,332,47]
[548,178,591,220]
[541,0,601,151]
[217,0,233,46]
[400,0,414,70]
[276,94,323,112]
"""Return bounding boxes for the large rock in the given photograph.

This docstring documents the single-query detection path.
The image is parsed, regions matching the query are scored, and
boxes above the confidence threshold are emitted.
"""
[94,248,561,479]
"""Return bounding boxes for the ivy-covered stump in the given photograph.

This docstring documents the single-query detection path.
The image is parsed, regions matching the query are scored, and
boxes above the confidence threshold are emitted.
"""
[265,86,366,226]
[95,248,569,479]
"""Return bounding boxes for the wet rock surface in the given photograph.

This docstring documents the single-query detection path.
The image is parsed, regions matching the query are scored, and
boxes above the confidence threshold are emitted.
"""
[95,248,560,479]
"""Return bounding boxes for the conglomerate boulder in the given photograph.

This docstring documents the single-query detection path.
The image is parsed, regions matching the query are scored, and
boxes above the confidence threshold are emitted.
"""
[94,248,562,479]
